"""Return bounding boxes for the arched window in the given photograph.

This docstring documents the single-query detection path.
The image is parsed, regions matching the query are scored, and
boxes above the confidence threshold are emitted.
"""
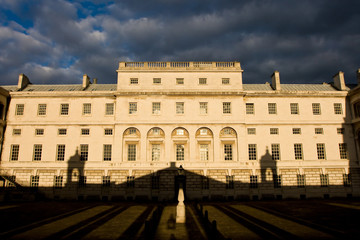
[147,127,165,161]
[123,127,140,161]
[220,127,237,161]
[195,127,213,161]
[172,127,189,161]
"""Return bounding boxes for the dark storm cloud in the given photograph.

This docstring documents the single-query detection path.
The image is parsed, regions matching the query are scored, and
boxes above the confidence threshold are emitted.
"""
[0,0,359,85]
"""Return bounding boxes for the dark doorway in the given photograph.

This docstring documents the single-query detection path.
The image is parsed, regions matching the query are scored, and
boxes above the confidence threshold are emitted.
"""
[174,175,186,202]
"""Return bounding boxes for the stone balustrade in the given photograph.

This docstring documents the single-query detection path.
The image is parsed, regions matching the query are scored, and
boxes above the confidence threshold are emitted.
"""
[118,61,241,70]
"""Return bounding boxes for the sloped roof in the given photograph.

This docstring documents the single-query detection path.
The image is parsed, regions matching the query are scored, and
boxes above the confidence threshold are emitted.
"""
[1,86,19,92]
[243,84,273,91]
[280,84,337,91]
[85,84,117,91]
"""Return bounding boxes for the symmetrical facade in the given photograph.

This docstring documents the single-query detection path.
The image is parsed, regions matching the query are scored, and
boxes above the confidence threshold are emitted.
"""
[0,62,359,201]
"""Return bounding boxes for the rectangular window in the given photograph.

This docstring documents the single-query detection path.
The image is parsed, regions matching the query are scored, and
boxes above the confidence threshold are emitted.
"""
[13,129,21,135]
[337,128,344,134]
[201,176,209,190]
[315,128,323,134]
[153,78,161,84]
[223,102,231,114]
[320,174,328,187]
[290,103,299,114]
[271,144,280,160]
[103,144,112,161]
[30,175,39,188]
[33,144,42,161]
[246,103,254,114]
[37,104,47,116]
[83,103,91,115]
[54,176,63,189]
[294,144,303,160]
[247,128,256,135]
[126,176,135,188]
[35,129,44,136]
[270,128,279,135]
[248,144,257,160]
[152,144,161,161]
[104,128,113,135]
[81,128,90,135]
[7,176,16,187]
[10,144,20,161]
[130,78,138,84]
[297,174,306,188]
[268,103,277,114]
[250,175,258,188]
[80,144,88,161]
[151,175,160,189]
[273,174,282,188]
[15,104,24,116]
[339,143,348,159]
[152,102,161,114]
[199,78,207,84]
[343,174,351,187]
[128,144,136,161]
[176,144,185,161]
[334,103,343,114]
[105,103,114,115]
[200,102,208,114]
[222,78,230,85]
[129,102,137,114]
[316,143,326,160]
[176,102,184,114]
[58,129,67,135]
[200,144,209,161]
[60,104,69,115]
[79,176,86,187]
[56,144,65,161]
[292,128,301,134]
[312,103,321,115]
[102,176,110,187]
[176,78,184,85]
[224,144,233,161]
[226,175,234,189]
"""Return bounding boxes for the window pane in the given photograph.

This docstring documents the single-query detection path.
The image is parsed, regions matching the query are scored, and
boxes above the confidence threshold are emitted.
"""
[223,102,231,114]
[104,128,113,135]
[105,103,114,115]
[224,144,233,160]
[246,103,254,114]
[33,144,42,161]
[339,143,348,159]
[152,144,160,161]
[268,103,277,114]
[271,144,280,160]
[130,78,138,84]
[80,144,88,161]
[15,104,24,116]
[57,144,65,161]
[290,103,299,114]
[38,104,47,115]
[83,103,91,115]
[103,144,112,161]
[312,103,321,115]
[128,144,136,161]
[60,104,69,115]
[316,143,326,160]
[294,144,303,160]
[200,102,208,114]
[152,102,161,114]
[334,103,342,114]
[10,144,20,161]
[200,144,209,161]
[176,102,184,114]
[248,144,257,160]
[176,144,185,161]
[199,78,207,84]
[58,129,67,135]
[129,102,137,114]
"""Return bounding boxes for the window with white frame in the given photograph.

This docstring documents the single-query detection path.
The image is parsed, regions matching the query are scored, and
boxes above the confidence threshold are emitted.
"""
[200,102,208,114]
[290,103,299,114]
[152,144,160,161]
[152,102,161,114]
[54,176,63,189]
[35,129,44,136]
[176,144,184,161]
[105,103,114,115]
[129,102,137,114]
[334,103,343,114]
[33,144,42,161]
[10,144,20,161]
[320,174,328,187]
[246,103,254,114]
[315,128,323,134]
[312,103,321,115]
[80,144,88,161]
[270,128,279,135]
[223,102,231,114]
[104,128,113,135]
[297,174,305,188]
[339,143,348,159]
[271,144,280,160]
[176,78,184,85]
[153,78,161,84]
[60,104,69,115]
[15,104,24,116]
[200,144,209,161]
[294,143,303,160]
[130,78,138,84]
[103,144,112,161]
[224,144,233,161]
[128,144,136,161]
[176,102,184,114]
[316,143,326,160]
[248,144,257,160]
[250,175,258,188]
[81,128,90,135]
[30,175,39,188]
[337,128,344,134]
[268,103,277,114]
[222,78,230,85]
[247,128,256,135]
[292,128,301,134]
[199,78,207,85]
[37,104,47,116]
[58,128,67,135]
[13,129,21,135]
[83,103,91,115]
[56,144,65,161]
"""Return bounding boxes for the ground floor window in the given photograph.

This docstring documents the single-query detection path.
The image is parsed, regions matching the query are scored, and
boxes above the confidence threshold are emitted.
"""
[273,174,282,188]
[54,176,63,189]
[151,175,160,189]
[127,176,135,188]
[102,176,110,187]
[320,174,329,187]
[297,174,305,188]
[30,175,39,188]
[226,175,234,189]
[343,174,351,187]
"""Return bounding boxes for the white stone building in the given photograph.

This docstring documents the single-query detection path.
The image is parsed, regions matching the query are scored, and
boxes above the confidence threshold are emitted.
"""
[0,61,359,201]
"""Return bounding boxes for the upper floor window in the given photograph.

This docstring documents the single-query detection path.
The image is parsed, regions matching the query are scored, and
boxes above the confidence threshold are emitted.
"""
[354,102,360,118]
[37,104,47,116]
[268,103,277,114]
[224,144,233,161]
[290,103,299,114]
[248,144,257,160]
[153,78,161,84]
[337,128,345,134]
[56,144,65,161]
[199,78,207,85]
[316,143,326,160]
[247,128,256,135]
[35,129,44,136]
[129,102,137,114]
[270,128,279,135]
[293,128,301,134]
[223,102,231,114]
[312,103,321,115]
[58,128,67,135]
[105,103,114,115]
[15,104,24,116]
[271,144,280,160]
[339,143,348,159]
[334,103,343,114]
[176,102,184,114]
[103,144,112,161]
[315,128,323,134]
[60,104,69,115]
[246,103,254,114]
[80,144,89,161]
[83,103,91,115]
[130,78,138,84]
[33,144,42,161]
[200,102,208,114]
[13,129,21,136]
[104,128,113,135]
[152,102,161,114]
[81,128,90,135]
[10,144,20,161]
[128,144,136,161]
[294,143,303,160]
[222,78,230,85]
[176,78,184,85]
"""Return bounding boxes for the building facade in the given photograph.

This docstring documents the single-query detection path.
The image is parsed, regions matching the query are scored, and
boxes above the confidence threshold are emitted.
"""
[0,61,359,201]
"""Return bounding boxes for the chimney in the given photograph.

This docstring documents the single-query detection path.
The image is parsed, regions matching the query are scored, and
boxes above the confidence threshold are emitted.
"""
[333,71,346,91]
[93,78,97,84]
[357,68,360,85]
[82,74,90,88]
[17,74,30,90]
[271,71,281,90]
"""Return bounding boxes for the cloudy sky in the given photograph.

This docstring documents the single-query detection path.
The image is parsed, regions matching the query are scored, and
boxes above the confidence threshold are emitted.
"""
[0,0,360,85]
